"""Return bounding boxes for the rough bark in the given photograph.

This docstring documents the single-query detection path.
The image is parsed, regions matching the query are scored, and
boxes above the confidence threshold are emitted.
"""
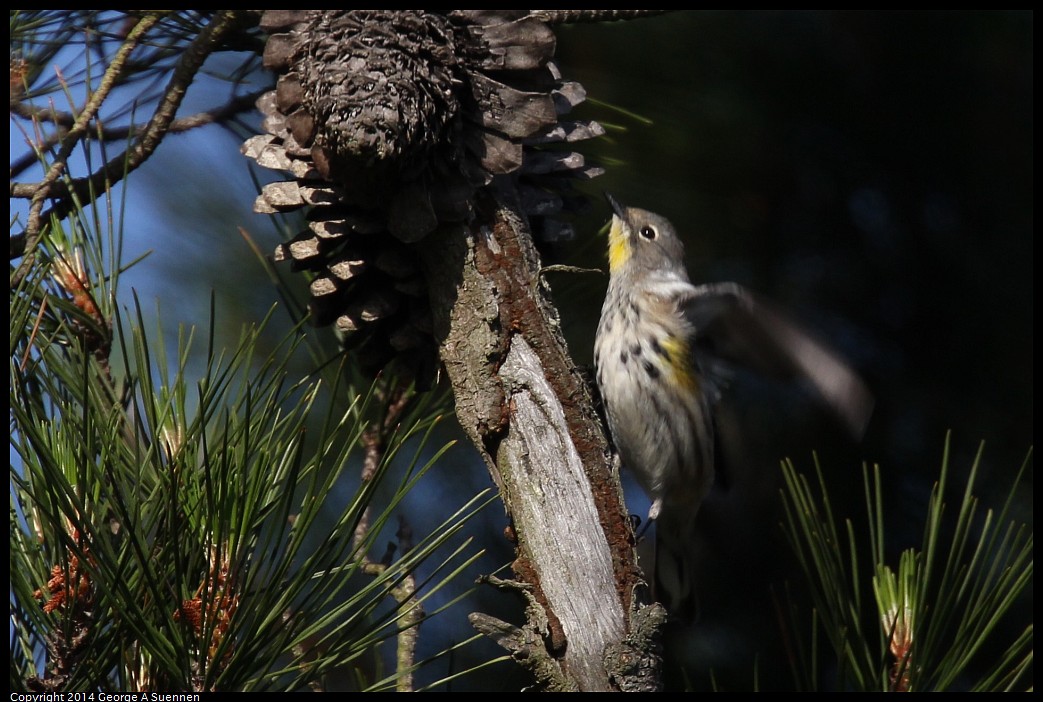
[420,185,659,691]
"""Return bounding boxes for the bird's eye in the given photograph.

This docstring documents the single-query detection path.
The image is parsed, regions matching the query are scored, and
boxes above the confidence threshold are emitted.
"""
[639,225,657,240]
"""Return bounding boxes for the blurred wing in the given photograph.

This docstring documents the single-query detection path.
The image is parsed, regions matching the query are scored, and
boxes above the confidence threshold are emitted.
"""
[681,282,873,439]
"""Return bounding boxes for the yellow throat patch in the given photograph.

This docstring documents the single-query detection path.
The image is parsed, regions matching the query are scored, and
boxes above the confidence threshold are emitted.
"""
[608,216,631,272]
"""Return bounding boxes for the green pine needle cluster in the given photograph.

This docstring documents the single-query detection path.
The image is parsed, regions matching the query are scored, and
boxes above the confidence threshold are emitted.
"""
[779,440,1033,691]
[10,177,490,696]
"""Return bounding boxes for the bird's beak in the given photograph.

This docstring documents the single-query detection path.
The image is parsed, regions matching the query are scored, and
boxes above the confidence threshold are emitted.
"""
[604,192,626,219]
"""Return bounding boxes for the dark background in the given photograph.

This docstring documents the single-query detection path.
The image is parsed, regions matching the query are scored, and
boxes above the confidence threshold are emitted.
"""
[545,12,1032,688]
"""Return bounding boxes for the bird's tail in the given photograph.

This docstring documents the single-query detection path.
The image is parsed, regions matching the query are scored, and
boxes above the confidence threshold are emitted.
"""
[653,505,699,622]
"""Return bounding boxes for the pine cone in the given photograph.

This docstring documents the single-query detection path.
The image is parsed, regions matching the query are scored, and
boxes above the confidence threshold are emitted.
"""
[243,10,604,382]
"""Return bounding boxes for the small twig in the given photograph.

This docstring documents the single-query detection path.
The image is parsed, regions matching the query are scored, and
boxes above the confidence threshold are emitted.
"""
[353,381,413,541]
[284,609,326,691]
[351,380,424,692]
[9,88,266,181]
[13,13,161,284]
[9,100,78,128]
[529,10,672,25]
[11,10,249,281]
[392,515,421,692]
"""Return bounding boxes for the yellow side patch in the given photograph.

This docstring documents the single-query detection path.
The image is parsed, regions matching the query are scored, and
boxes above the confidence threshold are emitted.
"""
[608,216,630,272]
[660,335,699,393]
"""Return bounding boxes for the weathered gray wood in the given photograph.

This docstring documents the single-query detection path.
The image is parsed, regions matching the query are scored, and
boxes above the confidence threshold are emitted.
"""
[499,336,625,691]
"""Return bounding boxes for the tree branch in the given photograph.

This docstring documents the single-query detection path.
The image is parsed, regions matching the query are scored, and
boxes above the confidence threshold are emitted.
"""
[9,100,78,129]
[420,185,654,691]
[10,88,267,182]
[352,382,423,693]
[11,10,251,280]
[13,12,160,282]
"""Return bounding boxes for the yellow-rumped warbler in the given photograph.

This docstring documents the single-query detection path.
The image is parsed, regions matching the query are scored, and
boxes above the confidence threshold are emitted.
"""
[594,194,872,618]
